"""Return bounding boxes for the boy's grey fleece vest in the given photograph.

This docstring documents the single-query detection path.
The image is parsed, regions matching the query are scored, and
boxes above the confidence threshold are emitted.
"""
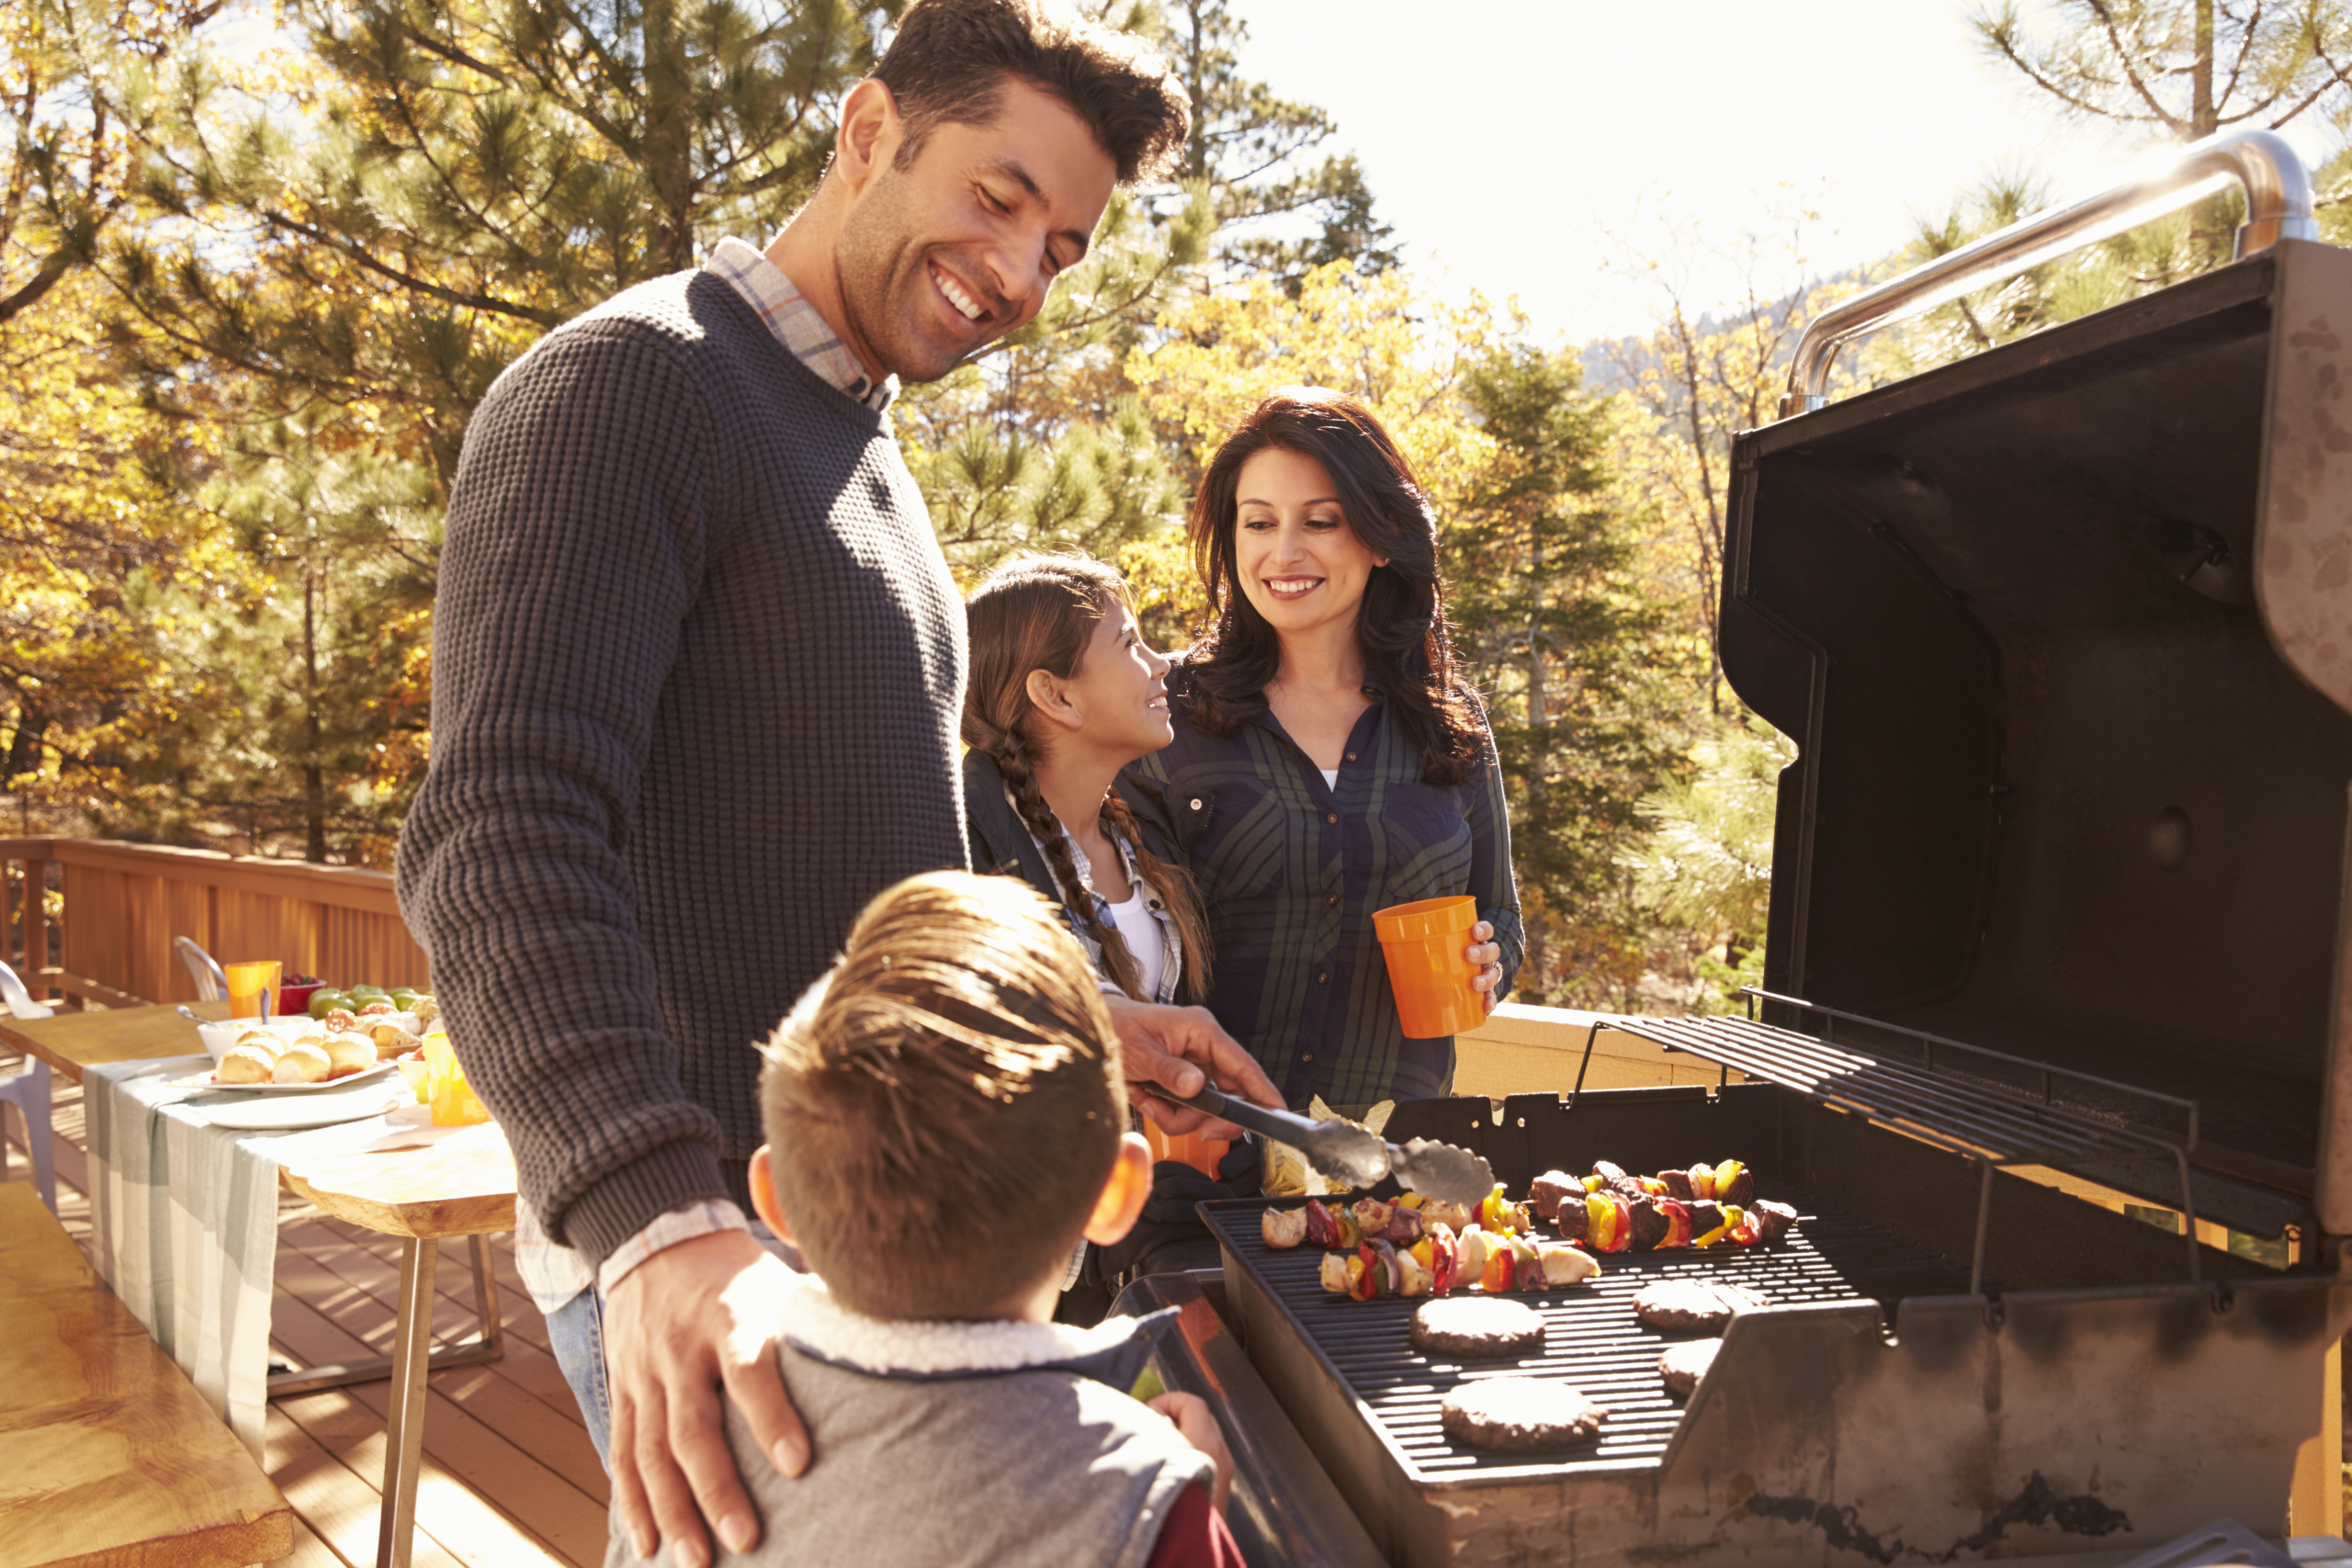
[605,1342,1212,1568]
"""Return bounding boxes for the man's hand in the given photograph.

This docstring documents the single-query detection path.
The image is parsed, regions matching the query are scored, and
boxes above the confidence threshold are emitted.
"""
[606,1230,805,1567]
[1102,994,1283,1136]
[1464,919,1506,1017]
[1148,1391,1234,1515]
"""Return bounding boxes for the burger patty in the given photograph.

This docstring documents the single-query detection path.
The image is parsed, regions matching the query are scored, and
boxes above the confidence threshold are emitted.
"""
[1633,1279,1767,1333]
[1658,1337,1721,1396]
[1410,1296,1546,1359]
[1440,1377,1606,1450]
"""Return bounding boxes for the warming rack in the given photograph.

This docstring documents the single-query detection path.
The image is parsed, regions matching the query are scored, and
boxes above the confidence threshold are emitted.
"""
[1584,988,2205,1292]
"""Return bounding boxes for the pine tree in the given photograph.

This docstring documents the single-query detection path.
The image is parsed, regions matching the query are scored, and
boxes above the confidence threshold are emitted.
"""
[106,414,440,863]
[107,0,896,490]
[1451,342,1692,1009]
[1969,1,2352,284]
[1154,0,1398,284]
[1974,0,2348,141]
[2,0,226,830]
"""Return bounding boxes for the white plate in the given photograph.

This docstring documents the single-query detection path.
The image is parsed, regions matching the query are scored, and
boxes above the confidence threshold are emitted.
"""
[202,1086,407,1131]
[168,1059,401,1095]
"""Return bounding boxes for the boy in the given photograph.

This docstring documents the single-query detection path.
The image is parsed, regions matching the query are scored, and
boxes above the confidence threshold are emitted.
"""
[607,871,1239,1565]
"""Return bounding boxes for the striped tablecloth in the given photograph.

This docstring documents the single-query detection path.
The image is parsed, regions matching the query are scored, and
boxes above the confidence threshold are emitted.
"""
[81,1055,484,1457]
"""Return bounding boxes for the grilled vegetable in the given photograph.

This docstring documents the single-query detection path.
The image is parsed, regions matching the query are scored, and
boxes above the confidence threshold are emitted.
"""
[1319,1252,1355,1293]
[1479,1232,1520,1292]
[1538,1243,1601,1286]
[1397,1247,1432,1297]
[1585,1191,1634,1254]
[1479,1184,1532,1235]
[1454,1225,1492,1288]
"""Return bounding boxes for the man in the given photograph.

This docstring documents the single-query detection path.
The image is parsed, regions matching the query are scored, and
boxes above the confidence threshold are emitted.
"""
[394,6,1280,1566]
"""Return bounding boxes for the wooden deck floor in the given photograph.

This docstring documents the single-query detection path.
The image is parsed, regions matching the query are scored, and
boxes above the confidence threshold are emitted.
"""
[3,1051,610,1567]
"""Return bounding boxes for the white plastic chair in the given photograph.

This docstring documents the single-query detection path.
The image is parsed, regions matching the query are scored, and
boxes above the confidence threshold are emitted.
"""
[175,936,227,1002]
[0,958,56,1213]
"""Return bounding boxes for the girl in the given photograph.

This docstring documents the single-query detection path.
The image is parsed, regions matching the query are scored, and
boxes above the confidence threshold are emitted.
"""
[963,554,1249,1315]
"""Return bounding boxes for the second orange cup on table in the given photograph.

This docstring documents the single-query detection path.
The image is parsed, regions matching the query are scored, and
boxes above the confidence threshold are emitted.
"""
[1373,895,1484,1039]
[223,960,280,1022]
[418,1031,492,1126]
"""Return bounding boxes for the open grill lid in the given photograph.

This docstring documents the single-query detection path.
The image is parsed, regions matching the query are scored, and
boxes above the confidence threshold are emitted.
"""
[1723,209,2352,1235]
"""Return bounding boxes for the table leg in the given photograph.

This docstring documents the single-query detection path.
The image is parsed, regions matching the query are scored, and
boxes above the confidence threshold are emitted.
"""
[272,1234,504,1397]
[376,1235,438,1568]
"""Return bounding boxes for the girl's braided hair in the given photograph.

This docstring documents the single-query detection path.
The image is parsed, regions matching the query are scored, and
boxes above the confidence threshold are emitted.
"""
[963,553,1212,1002]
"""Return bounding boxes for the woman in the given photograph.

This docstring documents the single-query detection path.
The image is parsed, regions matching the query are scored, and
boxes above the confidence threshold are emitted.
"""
[963,554,1252,1314]
[1125,388,1521,1112]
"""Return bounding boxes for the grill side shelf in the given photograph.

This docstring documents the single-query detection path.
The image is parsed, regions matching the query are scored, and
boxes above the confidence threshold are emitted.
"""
[1589,994,2209,1291]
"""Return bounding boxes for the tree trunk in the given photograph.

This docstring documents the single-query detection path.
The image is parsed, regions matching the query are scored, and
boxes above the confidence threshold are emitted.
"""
[303,570,327,863]
[642,0,697,273]
[2193,0,2216,138]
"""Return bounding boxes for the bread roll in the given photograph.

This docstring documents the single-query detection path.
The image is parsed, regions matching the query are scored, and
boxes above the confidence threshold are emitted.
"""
[324,1033,375,1078]
[273,1043,332,1084]
[234,1028,282,1056]
[217,1045,275,1084]
[357,1000,395,1018]
[371,1023,424,1058]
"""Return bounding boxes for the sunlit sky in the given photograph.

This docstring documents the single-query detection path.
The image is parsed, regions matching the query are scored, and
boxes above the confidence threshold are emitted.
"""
[1231,0,2343,344]
[199,1,2346,346]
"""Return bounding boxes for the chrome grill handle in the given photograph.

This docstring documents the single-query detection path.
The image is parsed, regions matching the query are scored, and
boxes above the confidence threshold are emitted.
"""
[1778,129,2318,420]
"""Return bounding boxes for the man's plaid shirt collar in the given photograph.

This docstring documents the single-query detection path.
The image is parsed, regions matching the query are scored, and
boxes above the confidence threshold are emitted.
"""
[705,236,899,412]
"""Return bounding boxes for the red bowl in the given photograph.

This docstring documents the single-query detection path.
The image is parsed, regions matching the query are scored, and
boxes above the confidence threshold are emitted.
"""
[277,981,325,1017]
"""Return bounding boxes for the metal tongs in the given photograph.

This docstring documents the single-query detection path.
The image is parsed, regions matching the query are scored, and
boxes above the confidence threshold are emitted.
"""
[1169,1081,1497,1208]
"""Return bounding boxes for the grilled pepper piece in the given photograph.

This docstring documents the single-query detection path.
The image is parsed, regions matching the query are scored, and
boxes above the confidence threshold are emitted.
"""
[1480,1233,1519,1292]
[1585,1191,1634,1254]
[1479,1184,1532,1235]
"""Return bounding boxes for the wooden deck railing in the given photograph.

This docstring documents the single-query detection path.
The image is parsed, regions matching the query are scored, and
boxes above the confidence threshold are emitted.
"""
[0,838,428,1009]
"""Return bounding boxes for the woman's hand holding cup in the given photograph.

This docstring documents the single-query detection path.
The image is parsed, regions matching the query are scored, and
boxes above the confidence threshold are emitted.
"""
[1464,920,1504,1016]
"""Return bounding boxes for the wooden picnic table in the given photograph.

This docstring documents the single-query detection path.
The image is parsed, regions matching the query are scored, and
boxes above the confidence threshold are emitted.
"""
[0,1000,520,1568]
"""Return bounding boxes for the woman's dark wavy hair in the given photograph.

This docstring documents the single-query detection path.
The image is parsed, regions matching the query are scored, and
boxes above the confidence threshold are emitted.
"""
[1183,388,1483,786]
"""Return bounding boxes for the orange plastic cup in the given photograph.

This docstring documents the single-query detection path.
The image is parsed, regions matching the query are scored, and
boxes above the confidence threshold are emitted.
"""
[223,960,280,1023]
[1143,1121,1229,1179]
[1373,895,1483,1039]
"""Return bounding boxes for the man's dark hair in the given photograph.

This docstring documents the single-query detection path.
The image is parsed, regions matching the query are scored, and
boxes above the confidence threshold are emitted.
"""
[874,0,1190,184]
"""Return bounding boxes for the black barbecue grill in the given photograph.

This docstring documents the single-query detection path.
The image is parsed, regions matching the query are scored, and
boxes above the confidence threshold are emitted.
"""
[1180,129,2352,1568]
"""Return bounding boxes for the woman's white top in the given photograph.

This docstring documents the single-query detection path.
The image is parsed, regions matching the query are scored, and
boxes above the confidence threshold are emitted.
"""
[1320,768,1340,789]
[1104,886,1167,1004]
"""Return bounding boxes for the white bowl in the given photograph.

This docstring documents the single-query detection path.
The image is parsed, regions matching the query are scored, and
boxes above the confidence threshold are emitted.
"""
[195,1017,310,1066]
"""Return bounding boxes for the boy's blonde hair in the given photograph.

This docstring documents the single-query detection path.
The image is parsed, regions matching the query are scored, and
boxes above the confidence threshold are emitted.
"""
[760,871,1125,1320]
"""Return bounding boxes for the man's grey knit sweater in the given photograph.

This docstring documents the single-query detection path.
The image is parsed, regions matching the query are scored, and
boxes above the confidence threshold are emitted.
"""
[396,267,967,1269]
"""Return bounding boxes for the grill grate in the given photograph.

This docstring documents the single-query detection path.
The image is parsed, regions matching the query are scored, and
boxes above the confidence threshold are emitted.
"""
[1204,1196,1971,1478]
